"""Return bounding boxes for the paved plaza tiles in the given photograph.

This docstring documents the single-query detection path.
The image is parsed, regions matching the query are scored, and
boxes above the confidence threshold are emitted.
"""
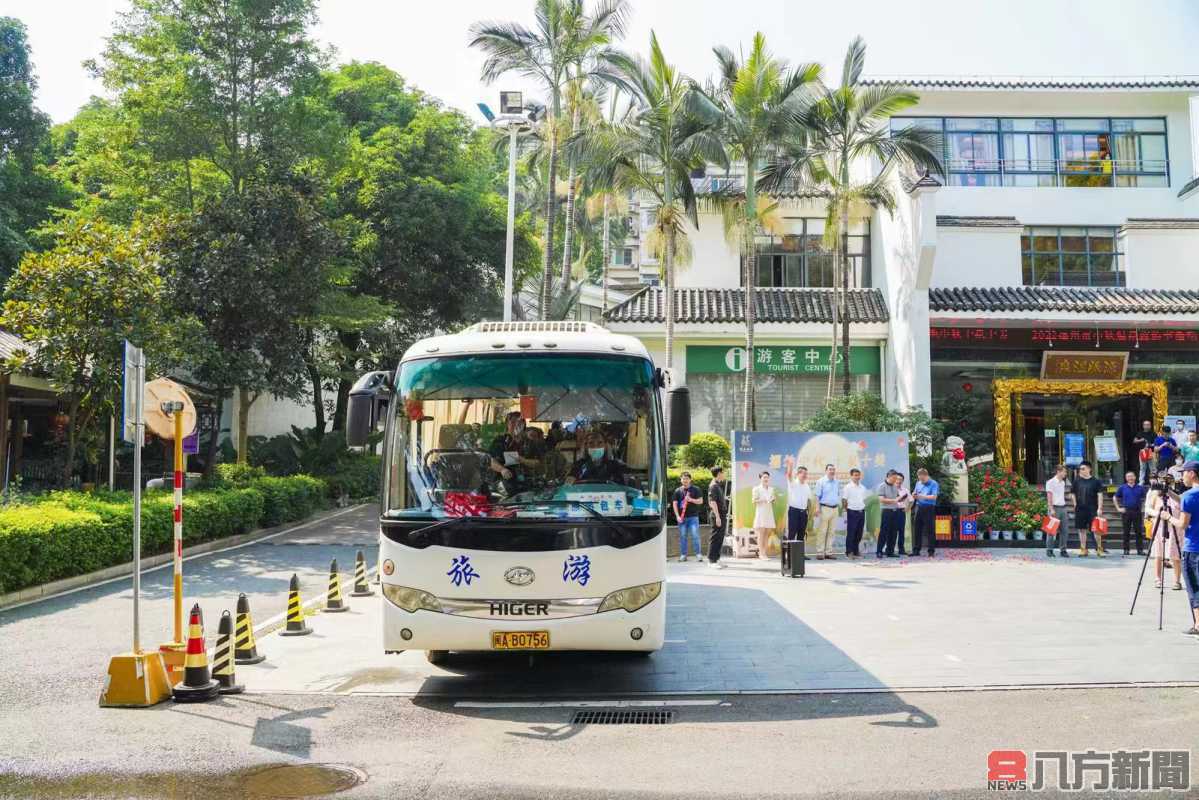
[240,549,1199,697]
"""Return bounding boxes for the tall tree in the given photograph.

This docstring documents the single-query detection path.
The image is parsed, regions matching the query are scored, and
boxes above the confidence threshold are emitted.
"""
[161,183,338,468]
[711,33,820,430]
[2,217,188,484]
[0,17,65,281]
[583,33,726,385]
[92,0,331,199]
[471,0,627,317]
[760,37,942,398]
[324,66,532,429]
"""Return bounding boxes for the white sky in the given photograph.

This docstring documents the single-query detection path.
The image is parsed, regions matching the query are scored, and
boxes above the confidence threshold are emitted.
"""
[8,0,1199,124]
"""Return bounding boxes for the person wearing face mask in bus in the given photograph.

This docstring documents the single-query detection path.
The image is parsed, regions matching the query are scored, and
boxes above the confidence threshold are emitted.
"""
[566,430,631,486]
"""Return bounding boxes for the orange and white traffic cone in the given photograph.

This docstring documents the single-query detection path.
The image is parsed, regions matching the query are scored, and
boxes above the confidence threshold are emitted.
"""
[325,559,348,613]
[279,574,312,636]
[212,610,244,695]
[171,603,219,703]
[350,550,374,597]
[233,593,265,665]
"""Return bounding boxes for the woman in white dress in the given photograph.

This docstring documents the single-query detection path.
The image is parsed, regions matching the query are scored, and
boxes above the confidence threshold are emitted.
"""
[752,471,778,560]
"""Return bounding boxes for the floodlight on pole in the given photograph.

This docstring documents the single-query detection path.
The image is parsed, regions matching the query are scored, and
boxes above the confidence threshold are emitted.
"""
[480,91,531,323]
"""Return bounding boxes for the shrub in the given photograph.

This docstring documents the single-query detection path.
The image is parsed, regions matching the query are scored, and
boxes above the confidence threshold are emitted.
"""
[969,465,1045,532]
[212,463,267,488]
[323,454,381,501]
[255,474,327,527]
[679,433,730,469]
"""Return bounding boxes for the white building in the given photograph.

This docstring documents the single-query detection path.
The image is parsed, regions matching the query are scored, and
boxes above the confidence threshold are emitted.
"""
[605,77,1199,486]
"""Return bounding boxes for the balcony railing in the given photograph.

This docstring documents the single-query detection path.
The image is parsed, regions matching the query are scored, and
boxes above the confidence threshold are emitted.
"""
[946,158,1169,187]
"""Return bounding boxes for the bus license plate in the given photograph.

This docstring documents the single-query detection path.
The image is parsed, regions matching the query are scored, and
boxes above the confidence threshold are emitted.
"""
[491,631,550,650]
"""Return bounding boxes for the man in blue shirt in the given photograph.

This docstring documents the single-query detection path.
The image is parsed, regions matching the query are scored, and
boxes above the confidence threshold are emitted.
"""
[813,464,842,560]
[1113,470,1148,556]
[1153,425,1178,474]
[911,468,940,557]
[1161,460,1199,636]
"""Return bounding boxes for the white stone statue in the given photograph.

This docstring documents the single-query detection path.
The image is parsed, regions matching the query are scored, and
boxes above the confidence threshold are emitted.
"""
[942,434,969,504]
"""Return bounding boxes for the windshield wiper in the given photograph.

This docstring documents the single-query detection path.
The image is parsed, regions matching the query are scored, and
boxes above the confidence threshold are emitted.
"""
[405,514,496,545]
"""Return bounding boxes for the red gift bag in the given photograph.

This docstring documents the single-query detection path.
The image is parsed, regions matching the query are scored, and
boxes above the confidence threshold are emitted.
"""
[1090,517,1108,534]
[443,491,491,517]
[1042,515,1061,535]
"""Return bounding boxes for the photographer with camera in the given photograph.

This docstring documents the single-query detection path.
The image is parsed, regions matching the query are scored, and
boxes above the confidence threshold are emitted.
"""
[1146,475,1182,591]
[1153,462,1199,636]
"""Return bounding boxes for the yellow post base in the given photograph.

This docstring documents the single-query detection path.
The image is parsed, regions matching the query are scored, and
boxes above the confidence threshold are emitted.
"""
[158,642,187,686]
[99,651,172,708]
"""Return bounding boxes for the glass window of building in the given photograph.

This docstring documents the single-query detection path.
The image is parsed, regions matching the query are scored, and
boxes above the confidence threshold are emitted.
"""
[890,116,1168,188]
[1020,226,1124,286]
[751,218,870,288]
[612,247,633,266]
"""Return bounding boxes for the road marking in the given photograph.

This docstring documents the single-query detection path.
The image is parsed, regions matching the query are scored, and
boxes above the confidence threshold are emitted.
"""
[663,639,687,644]
[1,504,368,612]
[453,699,727,709]
[945,654,962,662]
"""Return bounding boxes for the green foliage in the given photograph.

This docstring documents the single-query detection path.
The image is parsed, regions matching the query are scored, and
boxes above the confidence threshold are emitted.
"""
[969,465,1045,533]
[0,474,329,594]
[1,216,195,483]
[934,391,996,458]
[679,433,731,469]
[796,392,955,502]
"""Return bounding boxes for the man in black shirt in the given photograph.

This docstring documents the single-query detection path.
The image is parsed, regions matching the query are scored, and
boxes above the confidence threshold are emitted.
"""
[672,471,704,562]
[706,467,730,569]
[1072,461,1106,557]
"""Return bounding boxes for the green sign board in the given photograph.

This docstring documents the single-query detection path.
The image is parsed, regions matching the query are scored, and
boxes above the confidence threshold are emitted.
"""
[687,344,880,376]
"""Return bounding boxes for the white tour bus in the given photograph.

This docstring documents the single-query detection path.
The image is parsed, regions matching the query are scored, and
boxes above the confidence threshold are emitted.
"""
[346,321,689,664]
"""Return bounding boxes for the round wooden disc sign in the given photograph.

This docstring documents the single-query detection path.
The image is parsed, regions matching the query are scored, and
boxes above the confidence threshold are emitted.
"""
[143,378,197,440]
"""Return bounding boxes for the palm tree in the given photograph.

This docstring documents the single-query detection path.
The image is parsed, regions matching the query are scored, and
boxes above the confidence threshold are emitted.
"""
[711,33,821,430]
[581,33,726,383]
[471,1,629,318]
[760,37,943,399]
[582,87,633,313]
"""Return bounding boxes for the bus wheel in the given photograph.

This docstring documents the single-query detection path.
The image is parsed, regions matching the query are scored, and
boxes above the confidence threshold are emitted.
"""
[425,650,449,665]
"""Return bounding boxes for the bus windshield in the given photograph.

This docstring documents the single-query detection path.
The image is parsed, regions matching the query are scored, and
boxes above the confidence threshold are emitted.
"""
[385,353,663,521]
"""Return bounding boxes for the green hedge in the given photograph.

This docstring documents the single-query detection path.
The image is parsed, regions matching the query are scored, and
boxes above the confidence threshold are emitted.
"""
[0,474,327,596]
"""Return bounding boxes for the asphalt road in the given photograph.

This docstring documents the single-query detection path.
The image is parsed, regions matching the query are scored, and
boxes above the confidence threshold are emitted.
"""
[2,504,1198,798]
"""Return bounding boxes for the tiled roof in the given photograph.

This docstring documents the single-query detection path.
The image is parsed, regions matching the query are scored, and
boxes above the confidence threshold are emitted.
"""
[861,77,1199,91]
[1121,218,1199,230]
[929,287,1199,315]
[0,330,30,364]
[604,287,889,325]
[937,215,1022,228]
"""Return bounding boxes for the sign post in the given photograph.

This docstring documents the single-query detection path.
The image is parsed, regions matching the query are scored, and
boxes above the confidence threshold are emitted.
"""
[100,342,171,707]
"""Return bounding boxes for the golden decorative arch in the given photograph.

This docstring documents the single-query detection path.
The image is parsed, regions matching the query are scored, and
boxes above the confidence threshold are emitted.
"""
[992,378,1168,470]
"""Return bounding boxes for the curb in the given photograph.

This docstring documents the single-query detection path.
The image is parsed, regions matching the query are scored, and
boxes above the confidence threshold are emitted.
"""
[0,504,370,612]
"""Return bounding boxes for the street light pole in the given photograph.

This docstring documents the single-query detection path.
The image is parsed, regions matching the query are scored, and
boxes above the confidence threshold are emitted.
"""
[503,122,518,322]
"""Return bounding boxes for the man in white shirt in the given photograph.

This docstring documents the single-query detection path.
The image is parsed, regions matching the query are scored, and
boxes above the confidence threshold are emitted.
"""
[842,468,868,558]
[1045,463,1069,558]
[813,464,842,560]
[784,456,811,546]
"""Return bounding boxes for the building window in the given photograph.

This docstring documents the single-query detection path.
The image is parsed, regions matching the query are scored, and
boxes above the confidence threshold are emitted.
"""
[611,248,633,266]
[891,116,1169,188]
[1021,226,1124,286]
[751,218,870,288]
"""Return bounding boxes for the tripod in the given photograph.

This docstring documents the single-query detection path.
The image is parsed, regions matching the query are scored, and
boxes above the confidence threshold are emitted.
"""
[1129,494,1183,631]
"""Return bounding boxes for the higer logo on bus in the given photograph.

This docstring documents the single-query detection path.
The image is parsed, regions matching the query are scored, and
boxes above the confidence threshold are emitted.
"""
[489,601,550,616]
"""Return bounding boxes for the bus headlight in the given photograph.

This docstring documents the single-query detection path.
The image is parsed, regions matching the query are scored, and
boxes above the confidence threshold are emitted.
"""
[382,585,443,613]
[597,582,662,614]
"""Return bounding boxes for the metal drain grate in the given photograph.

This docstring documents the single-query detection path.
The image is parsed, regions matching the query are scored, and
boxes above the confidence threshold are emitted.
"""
[571,709,674,725]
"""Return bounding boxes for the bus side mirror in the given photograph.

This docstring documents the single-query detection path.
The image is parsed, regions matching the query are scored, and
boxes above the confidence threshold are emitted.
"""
[668,386,690,446]
[346,370,393,447]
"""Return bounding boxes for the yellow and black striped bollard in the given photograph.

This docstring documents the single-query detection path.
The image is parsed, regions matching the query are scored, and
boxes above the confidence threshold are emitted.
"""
[233,593,265,664]
[325,559,348,613]
[279,574,312,636]
[212,610,244,695]
[351,550,374,597]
